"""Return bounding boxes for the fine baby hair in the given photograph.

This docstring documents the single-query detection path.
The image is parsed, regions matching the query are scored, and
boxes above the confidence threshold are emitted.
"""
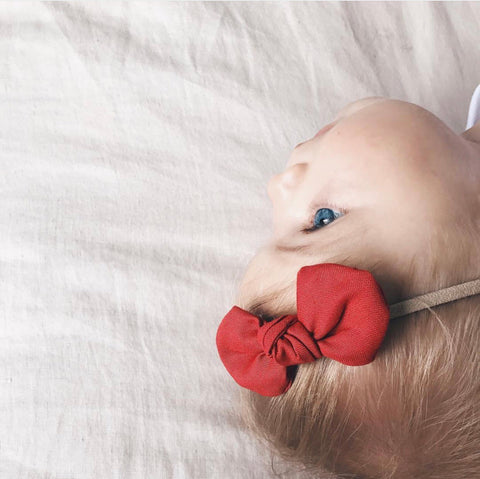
[216,93,480,478]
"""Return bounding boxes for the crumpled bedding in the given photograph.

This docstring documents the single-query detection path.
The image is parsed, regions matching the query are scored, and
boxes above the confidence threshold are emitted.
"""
[1,2,479,478]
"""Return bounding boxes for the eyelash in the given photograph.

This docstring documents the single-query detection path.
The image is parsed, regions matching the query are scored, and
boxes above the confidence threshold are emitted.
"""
[302,202,347,233]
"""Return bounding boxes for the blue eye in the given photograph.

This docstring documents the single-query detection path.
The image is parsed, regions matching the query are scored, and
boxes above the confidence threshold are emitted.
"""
[312,207,343,230]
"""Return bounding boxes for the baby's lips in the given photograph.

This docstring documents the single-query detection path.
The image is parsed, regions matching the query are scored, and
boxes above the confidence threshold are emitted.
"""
[313,121,336,140]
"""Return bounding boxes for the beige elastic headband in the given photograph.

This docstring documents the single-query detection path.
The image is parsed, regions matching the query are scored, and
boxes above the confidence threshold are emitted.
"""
[388,278,480,319]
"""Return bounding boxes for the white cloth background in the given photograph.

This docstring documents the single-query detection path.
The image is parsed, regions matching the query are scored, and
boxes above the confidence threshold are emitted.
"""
[1,2,479,478]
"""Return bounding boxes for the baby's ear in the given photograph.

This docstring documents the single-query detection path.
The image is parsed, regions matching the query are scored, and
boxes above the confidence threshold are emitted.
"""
[461,122,480,144]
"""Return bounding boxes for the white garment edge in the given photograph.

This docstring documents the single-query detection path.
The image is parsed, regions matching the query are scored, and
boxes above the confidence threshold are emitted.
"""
[466,84,480,130]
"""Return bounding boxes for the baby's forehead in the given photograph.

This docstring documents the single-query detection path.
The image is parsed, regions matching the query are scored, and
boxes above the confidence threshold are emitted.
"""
[238,241,331,302]
[237,244,296,300]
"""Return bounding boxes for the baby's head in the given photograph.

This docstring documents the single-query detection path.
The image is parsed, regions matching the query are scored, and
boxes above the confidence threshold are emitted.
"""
[233,98,480,477]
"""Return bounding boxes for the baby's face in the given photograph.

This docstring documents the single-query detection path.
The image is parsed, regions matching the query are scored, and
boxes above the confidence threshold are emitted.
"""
[237,98,480,311]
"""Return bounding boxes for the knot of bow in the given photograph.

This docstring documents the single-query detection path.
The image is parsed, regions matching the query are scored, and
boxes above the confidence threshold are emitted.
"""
[216,263,391,396]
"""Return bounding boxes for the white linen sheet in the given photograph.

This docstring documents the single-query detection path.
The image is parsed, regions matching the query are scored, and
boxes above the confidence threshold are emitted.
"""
[1,2,479,478]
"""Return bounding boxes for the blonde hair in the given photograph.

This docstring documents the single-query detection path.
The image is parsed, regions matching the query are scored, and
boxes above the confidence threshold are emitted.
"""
[235,213,480,478]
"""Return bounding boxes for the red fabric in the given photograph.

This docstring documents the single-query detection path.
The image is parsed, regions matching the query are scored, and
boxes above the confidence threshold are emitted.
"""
[216,263,391,397]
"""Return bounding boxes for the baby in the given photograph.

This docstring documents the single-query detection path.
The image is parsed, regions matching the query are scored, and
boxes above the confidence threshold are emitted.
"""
[217,94,480,478]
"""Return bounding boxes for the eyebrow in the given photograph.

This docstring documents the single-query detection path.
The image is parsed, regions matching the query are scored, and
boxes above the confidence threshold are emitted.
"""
[274,241,312,254]
[273,217,347,256]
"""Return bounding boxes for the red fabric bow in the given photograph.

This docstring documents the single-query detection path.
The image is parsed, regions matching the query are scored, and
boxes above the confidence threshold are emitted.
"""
[216,263,391,397]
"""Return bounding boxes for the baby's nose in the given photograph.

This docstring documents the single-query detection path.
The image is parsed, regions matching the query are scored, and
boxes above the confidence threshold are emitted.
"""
[267,163,308,200]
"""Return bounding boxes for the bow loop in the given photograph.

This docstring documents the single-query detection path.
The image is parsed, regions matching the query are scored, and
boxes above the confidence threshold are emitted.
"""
[296,263,391,365]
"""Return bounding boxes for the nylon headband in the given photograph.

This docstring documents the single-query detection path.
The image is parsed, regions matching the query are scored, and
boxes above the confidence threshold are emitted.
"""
[388,277,480,319]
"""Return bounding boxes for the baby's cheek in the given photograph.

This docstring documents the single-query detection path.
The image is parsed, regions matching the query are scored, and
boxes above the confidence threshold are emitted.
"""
[335,97,387,120]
